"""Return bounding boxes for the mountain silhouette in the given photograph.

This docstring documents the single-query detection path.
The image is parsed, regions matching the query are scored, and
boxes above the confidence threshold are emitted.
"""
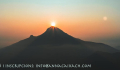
[115,46,120,50]
[29,26,81,46]
[0,26,120,70]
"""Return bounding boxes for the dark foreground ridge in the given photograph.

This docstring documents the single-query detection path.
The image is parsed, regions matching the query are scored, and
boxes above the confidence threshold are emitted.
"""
[0,26,120,70]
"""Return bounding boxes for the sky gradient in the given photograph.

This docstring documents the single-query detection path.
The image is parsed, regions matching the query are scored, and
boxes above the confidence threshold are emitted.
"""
[0,0,120,47]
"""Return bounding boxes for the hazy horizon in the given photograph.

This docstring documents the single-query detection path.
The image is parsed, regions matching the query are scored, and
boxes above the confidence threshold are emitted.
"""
[0,0,120,47]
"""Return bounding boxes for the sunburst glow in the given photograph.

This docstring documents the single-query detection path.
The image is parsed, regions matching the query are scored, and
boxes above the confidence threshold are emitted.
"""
[103,16,107,21]
[51,22,56,26]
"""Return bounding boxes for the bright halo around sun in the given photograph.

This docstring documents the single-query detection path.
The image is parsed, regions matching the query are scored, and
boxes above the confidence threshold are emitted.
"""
[103,16,107,21]
[51,22,56,26]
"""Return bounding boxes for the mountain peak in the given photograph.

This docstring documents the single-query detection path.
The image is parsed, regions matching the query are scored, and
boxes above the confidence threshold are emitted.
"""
[30,35,34,38]
[44,26,64,35]
[46,26,62,31]
[30,27,80,46]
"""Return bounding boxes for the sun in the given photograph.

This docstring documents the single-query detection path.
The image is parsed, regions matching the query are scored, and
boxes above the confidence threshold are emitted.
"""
[103,16,107,21]
[51,22,56,26]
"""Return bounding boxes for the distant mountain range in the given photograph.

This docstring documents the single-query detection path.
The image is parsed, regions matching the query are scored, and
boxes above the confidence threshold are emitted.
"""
[115,46,120,50]
[0,26,120,70]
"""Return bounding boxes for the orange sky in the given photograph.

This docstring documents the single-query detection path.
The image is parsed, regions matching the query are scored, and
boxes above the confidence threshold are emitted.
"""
[0,16,119,41]
[0,0,120,47]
